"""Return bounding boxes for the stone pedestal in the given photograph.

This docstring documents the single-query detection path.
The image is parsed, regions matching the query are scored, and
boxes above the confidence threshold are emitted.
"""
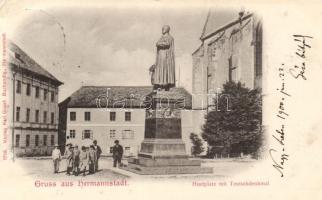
[124,89,213,175]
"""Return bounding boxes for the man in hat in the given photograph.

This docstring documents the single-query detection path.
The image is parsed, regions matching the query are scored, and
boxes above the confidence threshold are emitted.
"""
[52,144,61,173]
[112,140,123,168]
[93,140,102,172]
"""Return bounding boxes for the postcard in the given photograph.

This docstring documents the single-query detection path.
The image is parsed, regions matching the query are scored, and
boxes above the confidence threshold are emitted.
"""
[0,0,321,199]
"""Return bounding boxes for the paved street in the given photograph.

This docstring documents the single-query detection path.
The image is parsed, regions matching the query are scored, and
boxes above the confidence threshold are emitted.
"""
[15,157,257,180]
[16,157,128,181]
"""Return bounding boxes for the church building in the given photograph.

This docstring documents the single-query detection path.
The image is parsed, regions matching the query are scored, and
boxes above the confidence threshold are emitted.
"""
[191,9,263,136]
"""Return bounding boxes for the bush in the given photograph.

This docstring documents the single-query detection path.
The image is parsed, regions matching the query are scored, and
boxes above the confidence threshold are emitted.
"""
[202,81,262,158]
[190,133,204,156]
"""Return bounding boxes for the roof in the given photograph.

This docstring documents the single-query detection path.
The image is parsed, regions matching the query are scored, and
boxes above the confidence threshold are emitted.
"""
[200,9,237,40]
[9,41,63,86]
[63,86,192,109]
[200,9,253,41]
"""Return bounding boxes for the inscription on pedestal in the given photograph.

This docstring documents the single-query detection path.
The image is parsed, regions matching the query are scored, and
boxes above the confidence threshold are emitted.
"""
[144,118,182,139]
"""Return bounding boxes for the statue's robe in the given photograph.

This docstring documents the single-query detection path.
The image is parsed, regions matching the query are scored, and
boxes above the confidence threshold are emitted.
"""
[153,34,175,88]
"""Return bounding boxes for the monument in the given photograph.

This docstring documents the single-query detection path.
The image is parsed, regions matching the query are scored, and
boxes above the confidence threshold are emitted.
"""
[125,25,213,175]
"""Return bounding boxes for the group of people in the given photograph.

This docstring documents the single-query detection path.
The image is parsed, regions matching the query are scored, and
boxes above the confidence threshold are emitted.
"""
[52,140,102,176]
[52,140,124,176]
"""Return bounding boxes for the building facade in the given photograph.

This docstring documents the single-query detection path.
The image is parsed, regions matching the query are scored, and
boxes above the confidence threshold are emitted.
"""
[193,10,262,109]
[192,10,262,136]
[59,86,194,156]
[9,42,63,156]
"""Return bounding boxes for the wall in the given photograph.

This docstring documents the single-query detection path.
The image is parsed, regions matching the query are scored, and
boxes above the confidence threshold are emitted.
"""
[205,16,256,94]
[12,72,59,156]
[66,107,145,156]
[192,46,208,110]
[192,14,261,111]
[191,14,262,156]
[66,107,196,156]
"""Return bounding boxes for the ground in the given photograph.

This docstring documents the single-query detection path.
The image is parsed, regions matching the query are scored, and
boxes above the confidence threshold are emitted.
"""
[15,157,257,180]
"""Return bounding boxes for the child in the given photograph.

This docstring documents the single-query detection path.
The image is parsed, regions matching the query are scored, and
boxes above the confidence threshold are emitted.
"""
[65,145,74,175]
[79,146,89,176]
[88,145,97,174]
[73,145,81,176]
[52,144,61,173]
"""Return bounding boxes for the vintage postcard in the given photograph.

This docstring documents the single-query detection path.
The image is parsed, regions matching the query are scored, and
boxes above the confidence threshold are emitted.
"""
[0,0,321,199]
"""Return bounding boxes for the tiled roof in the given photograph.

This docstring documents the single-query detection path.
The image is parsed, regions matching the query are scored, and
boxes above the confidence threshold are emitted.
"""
[200,9,254,41]
[9,41,63,86]
[65,86,192,109]
[200,9,237,40]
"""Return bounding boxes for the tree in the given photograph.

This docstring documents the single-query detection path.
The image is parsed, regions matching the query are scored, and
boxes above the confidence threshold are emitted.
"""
[202,81,262,158]
[190,133,204,157]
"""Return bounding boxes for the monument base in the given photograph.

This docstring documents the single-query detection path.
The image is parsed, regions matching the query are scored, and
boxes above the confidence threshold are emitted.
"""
[121,89,213,175]
[138,139,188,159]
[123,156,212,175]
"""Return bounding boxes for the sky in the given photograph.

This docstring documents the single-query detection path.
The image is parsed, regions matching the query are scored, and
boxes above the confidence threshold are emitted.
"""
[10,6,209,102]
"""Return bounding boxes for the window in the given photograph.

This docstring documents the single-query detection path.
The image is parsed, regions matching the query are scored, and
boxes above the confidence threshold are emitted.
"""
[255,23,263,77]
[35,135,39,146]
[228,55,237,82]
[35,110,39,123]
[228,56,233,82]
[15,52,21,60]
[26,108,30,122]
[43,111,47,123]
[51,91,55,102]
[110,129,116,139]
[84,112,91,121]
[26,83,31,96]
[122,130,134,139]
[16,107,20,122]
[125,147,131,151]
[51,112,54,124]
[15,135,20,147]
[70,112,76,121]
[16,80,21,93]
[50,135,55,146]
[35,86,39,98]
[26,135,30,147]
[82,130,92,139]
[70,130,76,138]
[44,89,48,100]
[110,112,116,121]
[125,112,131,121]
[43,135,47,146]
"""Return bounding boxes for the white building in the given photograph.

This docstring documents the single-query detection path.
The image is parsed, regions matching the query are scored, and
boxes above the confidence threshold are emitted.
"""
[9,41,63,156]
[59,86,194,156]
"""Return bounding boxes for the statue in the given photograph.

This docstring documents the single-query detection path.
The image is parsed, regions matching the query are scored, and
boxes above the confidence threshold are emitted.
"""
[150,25,175,91]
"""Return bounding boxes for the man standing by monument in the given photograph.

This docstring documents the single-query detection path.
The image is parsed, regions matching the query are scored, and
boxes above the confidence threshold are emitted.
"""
[112,140,123,168]
[93,140,102,172]
[150,25,175,91]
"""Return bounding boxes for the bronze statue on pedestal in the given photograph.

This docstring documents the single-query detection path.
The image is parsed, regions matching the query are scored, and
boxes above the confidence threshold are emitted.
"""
[150,25,176,91]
